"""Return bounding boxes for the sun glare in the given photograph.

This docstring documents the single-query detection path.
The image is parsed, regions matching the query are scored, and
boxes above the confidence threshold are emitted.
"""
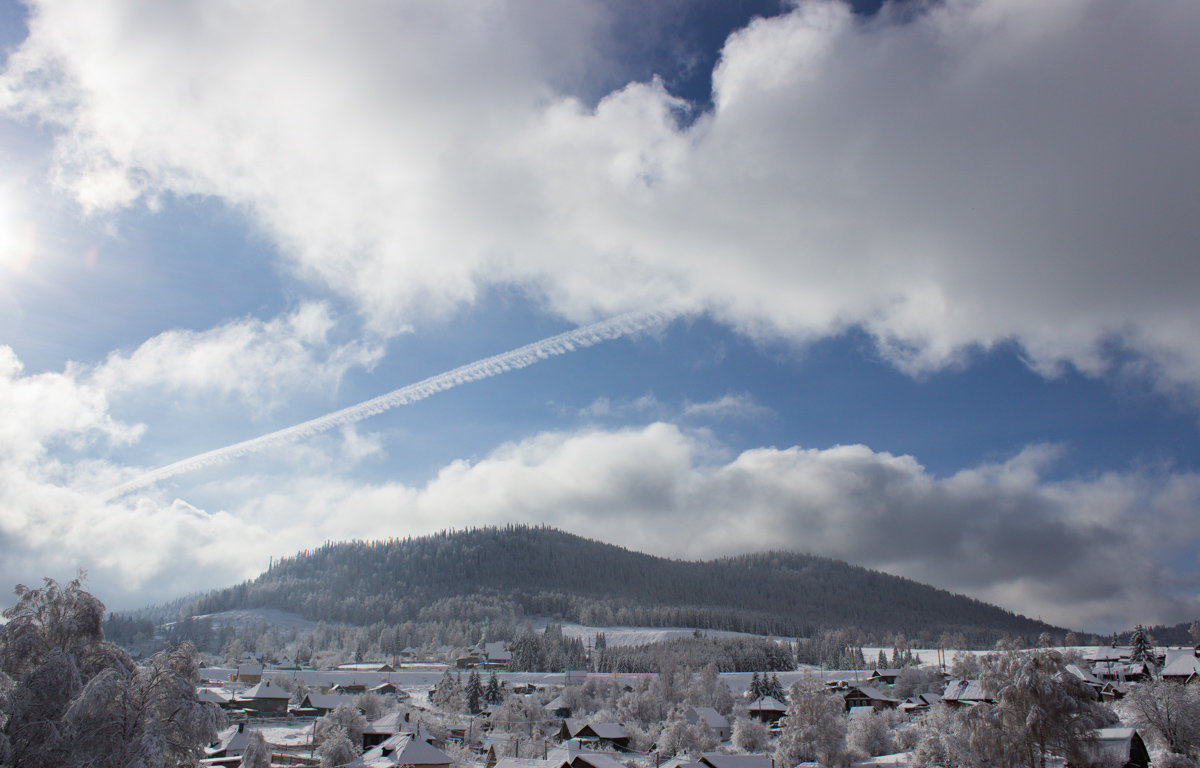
[0,185,36,278]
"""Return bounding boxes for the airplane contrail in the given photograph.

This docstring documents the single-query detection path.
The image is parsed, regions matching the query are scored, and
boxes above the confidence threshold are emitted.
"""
[100,307,675,500]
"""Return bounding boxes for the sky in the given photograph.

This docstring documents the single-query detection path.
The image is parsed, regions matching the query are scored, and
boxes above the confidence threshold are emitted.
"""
[1,0,1199,635]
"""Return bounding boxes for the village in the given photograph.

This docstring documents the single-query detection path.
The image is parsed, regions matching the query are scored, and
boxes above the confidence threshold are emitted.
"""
[194,634,1200,768]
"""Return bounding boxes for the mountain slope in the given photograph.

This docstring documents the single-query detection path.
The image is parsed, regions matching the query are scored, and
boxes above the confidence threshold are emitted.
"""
[190,525,1061,643]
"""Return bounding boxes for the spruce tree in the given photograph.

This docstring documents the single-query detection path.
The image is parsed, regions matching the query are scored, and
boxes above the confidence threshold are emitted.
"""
[1130,625,1154,667]
[466,670,484,714]
[485,670,503,704]
[750,671,762,699]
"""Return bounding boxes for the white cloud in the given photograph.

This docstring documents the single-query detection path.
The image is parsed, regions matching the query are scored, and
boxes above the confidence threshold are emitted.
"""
[92,302,382,410]
[0,421,1182,631]
[4,0,1200,400]
[682,393,771,421]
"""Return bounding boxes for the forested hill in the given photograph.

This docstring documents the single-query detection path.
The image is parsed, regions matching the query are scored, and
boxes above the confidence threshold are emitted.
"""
[190,525,1060,644]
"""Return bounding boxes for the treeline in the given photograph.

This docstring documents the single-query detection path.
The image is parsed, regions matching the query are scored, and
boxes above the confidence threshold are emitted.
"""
[184,525,1065,646]
[593,635,795,673]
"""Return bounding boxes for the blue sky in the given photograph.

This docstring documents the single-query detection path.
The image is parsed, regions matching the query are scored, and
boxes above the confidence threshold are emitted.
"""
[2,0,1199,634]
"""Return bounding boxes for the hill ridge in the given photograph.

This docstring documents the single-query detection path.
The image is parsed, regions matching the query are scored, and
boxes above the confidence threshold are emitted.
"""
[188,524,1061,644]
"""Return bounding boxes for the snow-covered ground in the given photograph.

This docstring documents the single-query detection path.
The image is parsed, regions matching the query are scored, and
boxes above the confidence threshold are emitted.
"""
[528,617,792,647]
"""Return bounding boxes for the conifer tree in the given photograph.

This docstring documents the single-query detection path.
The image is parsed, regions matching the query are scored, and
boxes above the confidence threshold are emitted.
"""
[485,670,503,704]
[466,670,484,714]
[749,671,762,699]
[1130,625,1155,667]
[767,673,786,702]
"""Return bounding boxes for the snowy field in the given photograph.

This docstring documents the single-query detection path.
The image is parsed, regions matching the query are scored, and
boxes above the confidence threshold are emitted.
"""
[529,617,787,647]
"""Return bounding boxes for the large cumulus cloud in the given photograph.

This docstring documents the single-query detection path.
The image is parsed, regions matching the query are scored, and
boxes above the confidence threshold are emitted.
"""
[3,0,1199,397]
[91,422,1200,631]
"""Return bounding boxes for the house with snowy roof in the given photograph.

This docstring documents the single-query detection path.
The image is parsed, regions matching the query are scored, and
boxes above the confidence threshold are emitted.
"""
[298,692,356,715]
[700,752,773,768]
[206,723,259,759]
[556,721,630,751]
[231,661,264,684]
[866,668,904,685]
[548,746,630,768]
[685,706,731,740]
[362,711,410,749]
[237,680,290,714]
[842,685,900,712]
[346,733,453,768]
[1160,652,1200,683]
[940,679,991,707]
[746,695,787,724]
[1073,727,1150,768]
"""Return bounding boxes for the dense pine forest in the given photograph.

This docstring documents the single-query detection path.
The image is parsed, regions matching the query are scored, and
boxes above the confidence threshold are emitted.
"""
[185,525,1061,646]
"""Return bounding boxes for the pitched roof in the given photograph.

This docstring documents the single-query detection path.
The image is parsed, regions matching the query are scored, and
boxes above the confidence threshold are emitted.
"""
[1162,655,1200,678]
[301,692,354,711]
[747,695,787,712]
[547,746,628,768]
[690,706,729,729]
[350,734,453,768]
[848,686,899,703]
[243,680,291,699]
[700,752,773,768]
[941,679,990,703]
[584,723,628,740]
[206,724,255,756]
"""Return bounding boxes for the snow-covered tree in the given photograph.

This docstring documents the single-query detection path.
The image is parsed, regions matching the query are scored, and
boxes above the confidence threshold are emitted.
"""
[774,680,847,768]
[765,673,786,702]
[0,577,216,768]
[316,702,368,749]
[239,729,271,768]
[847,709,894,758]
[982,649,1116,768]
[317,725,359,768]
[1127,680,1200,757]
[657,709,718,757]
[466,670,484,714]
[431,668,465,712]
[731,714,769,752]
[1130,625,1155,667]
[485,671,504,704]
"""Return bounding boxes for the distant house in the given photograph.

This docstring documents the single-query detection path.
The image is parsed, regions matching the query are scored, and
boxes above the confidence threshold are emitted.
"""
[298,692,355,715]
[362,711,411,750]
[699,752,773,768]
[347,733,453,768]
[196,687,231,708]
[556,721,630,751]
[685,707,731,741]
[746,695,787,724]
[1161,653,1200,683]
[238,680,290,714]
[336,662,396,672]
[206,723,257,759]
[940,679,992,708]
[867,669,904,685]
[898,692,941,715]
[1072,727,1150,768]
[548,746,630,768]
[231,662,264,684]
[545,695,572,719]
[332,682,369,695]
[371,681,405,697]
[484,642,513,668]
[843,685,900,712]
